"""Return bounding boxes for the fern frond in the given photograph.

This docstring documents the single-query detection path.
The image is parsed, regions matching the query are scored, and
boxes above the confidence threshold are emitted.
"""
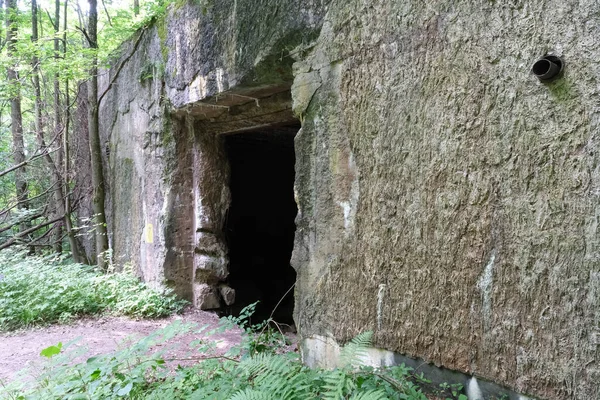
[229,388,276,400]
[322,369,357,400]
[348,389,390,400]
[235,353,313,400]
[339,331,373,368]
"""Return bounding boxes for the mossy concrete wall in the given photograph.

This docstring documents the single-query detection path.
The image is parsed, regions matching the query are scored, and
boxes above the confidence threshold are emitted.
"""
[99,0,327,298]
[100,0,599,399]
[292,1,599,399]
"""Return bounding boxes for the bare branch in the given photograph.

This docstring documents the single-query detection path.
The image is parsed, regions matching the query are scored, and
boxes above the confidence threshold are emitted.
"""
[0,215,64,251]
[0,210,45,235]
[75,25,94,47]
[45,8,57,30]
[101,0,113,27]
[98,29,145,107]
[0,148,57,179]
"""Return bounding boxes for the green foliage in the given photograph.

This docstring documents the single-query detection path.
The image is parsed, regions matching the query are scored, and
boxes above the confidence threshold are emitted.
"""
[221,301,291,356]
[40,342,63,359]
[0,247,187,331]
[0,312,433,400]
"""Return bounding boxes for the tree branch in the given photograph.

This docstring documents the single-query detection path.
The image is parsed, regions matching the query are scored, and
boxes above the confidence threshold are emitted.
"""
[0,215,64,251]
[75,25,94,47]
[97,29,145,107]
[45,8,57,30]
[101,0,113,27]
[0,148,57,179]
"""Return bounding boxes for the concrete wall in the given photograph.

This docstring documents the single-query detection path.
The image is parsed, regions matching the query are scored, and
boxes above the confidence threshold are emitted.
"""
[99,0,327,302]
[99,1,599,399]
[292,1,599,399]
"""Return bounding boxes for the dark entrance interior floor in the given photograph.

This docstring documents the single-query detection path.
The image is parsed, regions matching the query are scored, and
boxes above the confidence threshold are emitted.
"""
[223,124,299,325]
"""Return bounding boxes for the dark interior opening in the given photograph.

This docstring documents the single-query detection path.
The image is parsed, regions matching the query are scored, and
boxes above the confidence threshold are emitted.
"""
[223,123,299,325]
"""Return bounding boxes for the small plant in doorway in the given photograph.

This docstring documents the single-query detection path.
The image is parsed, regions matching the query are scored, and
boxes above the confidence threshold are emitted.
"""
[221,301,291,355]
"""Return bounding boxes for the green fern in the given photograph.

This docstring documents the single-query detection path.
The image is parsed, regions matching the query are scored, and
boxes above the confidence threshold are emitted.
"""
[321,369,356,399]
[229,389,278,400]
[234,353,313,400]
[349,390,390,400]
[339,331,373,368]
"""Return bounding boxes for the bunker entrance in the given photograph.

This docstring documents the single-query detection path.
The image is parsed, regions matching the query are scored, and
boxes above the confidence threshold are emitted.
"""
[223,123,299,324]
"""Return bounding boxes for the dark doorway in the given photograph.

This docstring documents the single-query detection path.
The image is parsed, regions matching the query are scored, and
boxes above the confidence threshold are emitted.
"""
[223,123,299,324]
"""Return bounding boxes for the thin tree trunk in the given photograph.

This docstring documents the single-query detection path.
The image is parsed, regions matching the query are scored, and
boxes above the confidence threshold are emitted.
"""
[87,0,109,269]
[32,0,65,254]
[133,0,140,16]
[53,0,63,196]
[62,0,81,263]
[5,0,29,234]
[31,0,64,254]
[0,0,4,45]
[52,0,64,253]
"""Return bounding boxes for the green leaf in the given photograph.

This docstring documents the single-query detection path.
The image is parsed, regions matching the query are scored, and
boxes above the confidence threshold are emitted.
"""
[40,342,62,358]
[90,369,101,381]
[116,382,133,396]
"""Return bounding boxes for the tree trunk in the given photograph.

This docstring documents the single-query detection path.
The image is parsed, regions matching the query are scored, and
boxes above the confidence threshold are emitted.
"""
[87,0,109,269]
[51,0,64,253]
[31,0,64,254]
[5,0,29,233]
[62,0,81,263]
[133,0,140,16]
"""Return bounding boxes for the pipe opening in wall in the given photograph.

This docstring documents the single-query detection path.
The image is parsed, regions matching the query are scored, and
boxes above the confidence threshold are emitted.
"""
[222,123,299,325]
[532,59,552,76]
[531,55,564,82]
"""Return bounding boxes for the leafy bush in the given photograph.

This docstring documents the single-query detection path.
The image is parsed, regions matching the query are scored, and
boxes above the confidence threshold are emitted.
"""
[0,247,186,331]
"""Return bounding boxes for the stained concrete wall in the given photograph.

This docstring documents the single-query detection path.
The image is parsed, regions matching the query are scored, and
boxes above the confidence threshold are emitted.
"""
[99,1,327,301]
[99,1,599,399]
[291,1,600,399]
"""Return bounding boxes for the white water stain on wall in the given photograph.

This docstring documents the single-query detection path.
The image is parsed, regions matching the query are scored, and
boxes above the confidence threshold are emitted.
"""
[477,249,496,331]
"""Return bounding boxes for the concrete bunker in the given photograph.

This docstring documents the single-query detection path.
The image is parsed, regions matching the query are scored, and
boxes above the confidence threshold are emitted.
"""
[222,124,299,323]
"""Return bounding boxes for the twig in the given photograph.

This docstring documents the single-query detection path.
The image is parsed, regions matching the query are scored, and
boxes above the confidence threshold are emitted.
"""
[268,283,295,321]
[101,0,112,27]
[74,25,94,47]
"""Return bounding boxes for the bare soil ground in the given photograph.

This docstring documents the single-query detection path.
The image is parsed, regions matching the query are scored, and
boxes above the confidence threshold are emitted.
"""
[0,308,294,385]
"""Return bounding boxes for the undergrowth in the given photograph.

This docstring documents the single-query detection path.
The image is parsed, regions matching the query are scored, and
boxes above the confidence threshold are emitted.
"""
[0,252,466,400]
[0,301,463,400]
[0,247,187,331]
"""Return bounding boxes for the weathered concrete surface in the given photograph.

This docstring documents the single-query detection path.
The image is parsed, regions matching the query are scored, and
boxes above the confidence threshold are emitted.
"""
[99,0,327,301]
[291,1,600,399]
[98,0,599,398]
[301,335,534,400]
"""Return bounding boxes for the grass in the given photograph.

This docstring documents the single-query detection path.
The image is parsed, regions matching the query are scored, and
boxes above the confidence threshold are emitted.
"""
[0,247,187,331]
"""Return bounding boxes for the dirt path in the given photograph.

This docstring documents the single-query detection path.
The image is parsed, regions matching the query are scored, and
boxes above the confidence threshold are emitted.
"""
[0,309,248,384]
